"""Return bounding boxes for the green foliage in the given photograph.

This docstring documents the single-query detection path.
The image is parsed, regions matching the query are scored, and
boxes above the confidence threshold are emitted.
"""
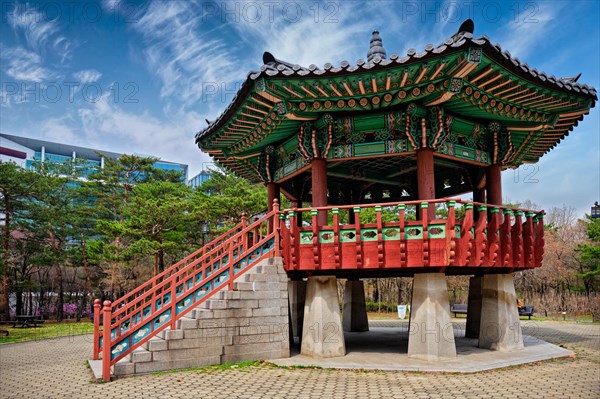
[365,301,398,312]
[198,171,267,233]
[576,216,600,292]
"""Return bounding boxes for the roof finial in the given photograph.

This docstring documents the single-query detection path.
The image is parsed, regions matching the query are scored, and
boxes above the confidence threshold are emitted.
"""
[367,30,386,62]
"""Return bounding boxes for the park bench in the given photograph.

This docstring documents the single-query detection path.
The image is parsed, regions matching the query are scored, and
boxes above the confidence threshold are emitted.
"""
[450,304,468,317]
[12,315,45,328]
[518,306,535,320]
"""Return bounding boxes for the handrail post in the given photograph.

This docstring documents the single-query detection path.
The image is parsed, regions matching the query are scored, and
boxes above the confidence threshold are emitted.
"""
[170,276,178,330]
[375,205,384,268]
[447,201,456,266]
[354,207,362,268]
[102,300,112,382]
[273,199,280,256]
[241,212,248,251]
[93,299,101,360]
[421,202,429,266]
[332,208,340,269]
[311,209,319,269]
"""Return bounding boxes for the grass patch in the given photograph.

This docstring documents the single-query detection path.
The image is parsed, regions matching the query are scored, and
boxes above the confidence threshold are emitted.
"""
[0,321,94,343]
[153,360,323,375]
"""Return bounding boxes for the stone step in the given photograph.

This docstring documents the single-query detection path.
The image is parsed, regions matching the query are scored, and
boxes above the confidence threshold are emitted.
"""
[176,316,198,330]
[157,328,184,341]
[128,347,152,363]
[141,336,168,352]
[113,358,135,376]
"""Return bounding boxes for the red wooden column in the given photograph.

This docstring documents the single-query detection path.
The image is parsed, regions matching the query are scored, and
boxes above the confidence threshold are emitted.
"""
[486,164,502,205]
[267,182,280,211]
[311,158,328,226]
[267,182,280,233]
[417,148,436,220]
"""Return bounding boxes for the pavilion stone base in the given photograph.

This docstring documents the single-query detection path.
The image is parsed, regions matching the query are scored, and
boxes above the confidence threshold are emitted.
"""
[342,280,369,332]
[301,276,346,358]
[408,273,456,361]
[479,274,524,351]
[288,280,307,340]
[466,276,483,338]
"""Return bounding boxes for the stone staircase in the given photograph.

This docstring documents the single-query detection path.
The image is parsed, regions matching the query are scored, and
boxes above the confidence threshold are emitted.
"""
[113,257,290,376]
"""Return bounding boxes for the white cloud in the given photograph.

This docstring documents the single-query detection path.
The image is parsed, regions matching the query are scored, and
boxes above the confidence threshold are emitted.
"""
[6,3,72,62]
[73,69,103,84]
[1,46,55,82]
[132,1,245,107]
[41,117,79,143]
[75,93,210,174]
[495,6,559,60]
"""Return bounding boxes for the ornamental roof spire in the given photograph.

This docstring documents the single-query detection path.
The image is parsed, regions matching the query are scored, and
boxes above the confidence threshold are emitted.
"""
[367,30,386,62]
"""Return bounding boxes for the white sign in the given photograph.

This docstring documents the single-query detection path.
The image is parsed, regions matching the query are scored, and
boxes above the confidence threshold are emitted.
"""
[397,305,407,319]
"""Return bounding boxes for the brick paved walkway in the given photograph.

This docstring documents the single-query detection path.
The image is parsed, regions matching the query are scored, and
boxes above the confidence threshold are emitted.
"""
[1,321,598,399]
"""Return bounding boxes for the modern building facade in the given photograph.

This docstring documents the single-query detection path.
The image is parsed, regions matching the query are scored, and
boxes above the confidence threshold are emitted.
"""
[0,133,188,180]
[186,170,212,188]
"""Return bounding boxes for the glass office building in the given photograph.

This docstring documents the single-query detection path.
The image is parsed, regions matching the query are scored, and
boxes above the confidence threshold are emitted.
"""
[0,133,188,180]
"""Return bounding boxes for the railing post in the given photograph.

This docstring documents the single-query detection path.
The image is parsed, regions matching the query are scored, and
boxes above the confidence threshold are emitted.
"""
[512,210,524,269]
[354,207,362,268]
[102,300,112,382]
[501,209,513,267]
[93,299,101,360]
[488,208,500,266]
[170,278,177,330]
[332,208,341,269]
[472,205,487,266]
[375,205,384,267]
[289,211,297,269]
[534,213,545,268]
[421,202,429,266]
[273,199,280,256]
[398,204,406,267]
[447,201,456,266]
[524,211,535,267]
[311,209,320,269]
[228,240,235,290]
[241,212,248,251]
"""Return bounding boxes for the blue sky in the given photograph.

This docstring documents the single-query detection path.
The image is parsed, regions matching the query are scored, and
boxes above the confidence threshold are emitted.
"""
[1,0,598,216]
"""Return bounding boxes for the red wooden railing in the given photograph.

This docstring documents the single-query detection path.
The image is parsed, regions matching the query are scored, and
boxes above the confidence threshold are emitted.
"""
[93,202,282,382]
[279,198,544,271]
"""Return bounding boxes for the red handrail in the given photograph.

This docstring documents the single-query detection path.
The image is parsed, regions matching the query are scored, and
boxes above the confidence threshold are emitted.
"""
[94,202,281,382]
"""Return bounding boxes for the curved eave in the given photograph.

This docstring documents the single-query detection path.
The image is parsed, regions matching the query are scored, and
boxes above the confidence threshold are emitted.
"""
[196,31,596,145]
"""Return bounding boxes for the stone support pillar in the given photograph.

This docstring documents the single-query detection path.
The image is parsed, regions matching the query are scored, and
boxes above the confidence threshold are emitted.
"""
[301,276,345,358]
[288,280,307,341]
[342,280,369,332]
[479,274,524,351]
[466,276,483,338]
[408,273,456,360]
